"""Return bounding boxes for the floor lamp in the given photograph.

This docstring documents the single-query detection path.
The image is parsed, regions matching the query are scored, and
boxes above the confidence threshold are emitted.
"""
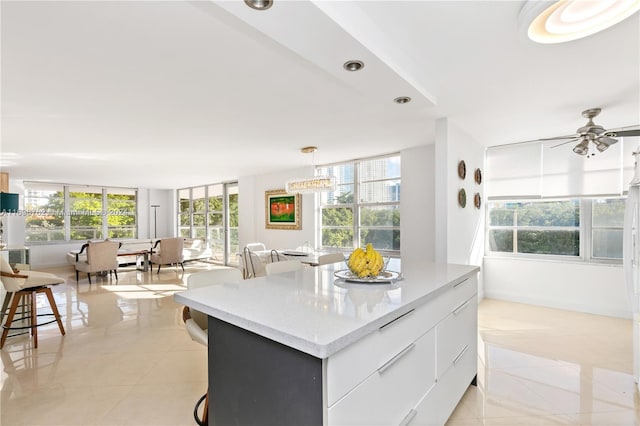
[151,205,160,239]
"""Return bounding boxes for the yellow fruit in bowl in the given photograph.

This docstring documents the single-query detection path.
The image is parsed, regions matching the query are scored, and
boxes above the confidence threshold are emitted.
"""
[347,243,384,278]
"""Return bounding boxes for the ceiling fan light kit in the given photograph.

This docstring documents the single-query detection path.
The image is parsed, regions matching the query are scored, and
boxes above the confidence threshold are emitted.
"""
[523,0,640,44]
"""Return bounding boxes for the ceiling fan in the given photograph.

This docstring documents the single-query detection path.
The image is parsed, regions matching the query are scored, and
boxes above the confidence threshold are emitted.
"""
[524,108,640,157]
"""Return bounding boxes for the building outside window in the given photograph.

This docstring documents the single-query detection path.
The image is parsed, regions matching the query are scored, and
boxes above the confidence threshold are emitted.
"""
[318,154,400,255]
[24,182,137,242]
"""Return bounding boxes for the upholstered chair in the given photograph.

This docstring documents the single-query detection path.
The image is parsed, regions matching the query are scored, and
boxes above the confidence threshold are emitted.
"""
[150,237,184,273]
[73,240,120,284]
[0,255,65,348]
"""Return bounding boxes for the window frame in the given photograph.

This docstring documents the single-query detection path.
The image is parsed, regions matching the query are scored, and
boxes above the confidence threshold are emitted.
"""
[485,197,624,265]
[317,153,401,256]
[23,181,138,244]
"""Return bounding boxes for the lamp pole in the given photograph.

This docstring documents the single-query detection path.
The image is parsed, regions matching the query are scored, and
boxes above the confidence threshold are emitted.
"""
[151,205,160,239]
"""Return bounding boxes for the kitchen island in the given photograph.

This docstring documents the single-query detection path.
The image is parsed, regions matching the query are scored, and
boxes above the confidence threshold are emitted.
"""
[174,260,479,426]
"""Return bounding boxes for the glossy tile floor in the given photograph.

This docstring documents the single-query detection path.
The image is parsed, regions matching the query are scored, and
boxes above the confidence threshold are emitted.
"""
[0,264,637,425]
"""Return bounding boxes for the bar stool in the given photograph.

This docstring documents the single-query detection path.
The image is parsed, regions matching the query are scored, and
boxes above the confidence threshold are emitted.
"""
[0,256,65,349]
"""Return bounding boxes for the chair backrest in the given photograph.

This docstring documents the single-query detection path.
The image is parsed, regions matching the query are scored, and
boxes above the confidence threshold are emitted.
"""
[187,268,243,331]
[0,255,25,292]
[157,238,185,264]
[86,240,120,271]
[265,260,304,276]
[242,247,266,279]
[246,242,266,252]
[316,252,346,265]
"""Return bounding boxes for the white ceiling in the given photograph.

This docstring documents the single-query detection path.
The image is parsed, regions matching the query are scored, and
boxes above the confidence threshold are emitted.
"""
[2,0,639,189]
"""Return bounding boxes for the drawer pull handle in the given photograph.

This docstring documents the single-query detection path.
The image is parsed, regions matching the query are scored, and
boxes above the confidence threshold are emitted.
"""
[399,409,417,426]
[453,300,471,315]
[378,343,416,374]
[380,309,415,331]
[453,345,469,366]
[453,278,469,288]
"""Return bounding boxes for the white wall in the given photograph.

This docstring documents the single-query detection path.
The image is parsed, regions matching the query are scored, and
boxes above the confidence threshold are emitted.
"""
[484,257,629,319]
[238,166,316,251]
[400,145,435,263]
[435,118,485,296]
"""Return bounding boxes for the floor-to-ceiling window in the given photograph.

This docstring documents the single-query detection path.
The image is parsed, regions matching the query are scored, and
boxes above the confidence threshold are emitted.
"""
[177,182,239,265]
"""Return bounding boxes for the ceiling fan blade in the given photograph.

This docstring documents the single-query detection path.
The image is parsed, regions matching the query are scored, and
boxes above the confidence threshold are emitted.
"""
[550,138,580,148]
[511,133,580,145]
[604,128,640,138]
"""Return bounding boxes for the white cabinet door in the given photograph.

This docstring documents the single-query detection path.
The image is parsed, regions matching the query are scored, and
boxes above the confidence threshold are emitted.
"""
[328,327,436,426]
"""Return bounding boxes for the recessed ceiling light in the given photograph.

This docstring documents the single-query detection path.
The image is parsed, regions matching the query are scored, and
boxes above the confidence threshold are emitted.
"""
[394,96,411,104]
[244,0,273,11]
[525,0,640,44]
[343,60,364,72]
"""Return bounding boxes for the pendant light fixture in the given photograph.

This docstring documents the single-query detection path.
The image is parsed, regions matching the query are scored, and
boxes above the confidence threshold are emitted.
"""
[285,147,336,194]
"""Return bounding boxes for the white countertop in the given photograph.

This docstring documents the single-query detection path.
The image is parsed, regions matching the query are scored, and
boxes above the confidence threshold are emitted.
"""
[174,259,479,358]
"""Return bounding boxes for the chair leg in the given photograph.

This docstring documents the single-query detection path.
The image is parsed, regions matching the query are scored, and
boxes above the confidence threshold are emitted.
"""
[180,262,185,272]
[87,273,92,285]
[75,270,79,282]
[0,291,23,349]
[0,291,13,327]
[157,264,161,274]
[43,287,65,337]
[29,290,37,348]
[203,389,209,425]
[113,269,118,281]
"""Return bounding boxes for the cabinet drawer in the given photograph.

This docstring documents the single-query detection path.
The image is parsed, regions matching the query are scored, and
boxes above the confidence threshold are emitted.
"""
[328,327,436,426]
[436,294,477,379]
[439,275,477,314]
[327,298,447,406]
[407,335,476,426]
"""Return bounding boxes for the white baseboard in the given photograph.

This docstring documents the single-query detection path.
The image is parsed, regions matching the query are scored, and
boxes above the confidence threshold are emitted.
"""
[484,290,632,319]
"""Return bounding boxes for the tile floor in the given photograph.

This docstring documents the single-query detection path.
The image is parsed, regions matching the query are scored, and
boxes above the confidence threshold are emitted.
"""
[0,263,638,425]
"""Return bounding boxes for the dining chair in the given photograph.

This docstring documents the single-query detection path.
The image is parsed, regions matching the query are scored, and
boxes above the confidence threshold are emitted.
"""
[242,247,266,279]
[245,242,266,252]
[0,256,66,349]
[73,240,120,284]
[150,237,185,273]
[265,260,304,275]
[316,252,346,265]
[183,267,243,425]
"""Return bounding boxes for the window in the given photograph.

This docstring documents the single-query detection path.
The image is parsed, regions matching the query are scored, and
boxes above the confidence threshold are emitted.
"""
[318,155,400,254]
[486,197,624,262]
[590,198,624,260]
[24,182,137,242]
[177,182,239,265]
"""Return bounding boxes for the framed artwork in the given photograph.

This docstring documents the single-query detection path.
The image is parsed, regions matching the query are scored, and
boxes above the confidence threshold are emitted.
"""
[265,189,301,230]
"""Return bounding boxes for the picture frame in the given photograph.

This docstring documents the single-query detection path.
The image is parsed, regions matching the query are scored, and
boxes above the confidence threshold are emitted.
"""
[265,189,301,230]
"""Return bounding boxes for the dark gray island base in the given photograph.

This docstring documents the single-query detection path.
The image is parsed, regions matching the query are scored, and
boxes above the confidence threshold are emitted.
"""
[210,316,323,426]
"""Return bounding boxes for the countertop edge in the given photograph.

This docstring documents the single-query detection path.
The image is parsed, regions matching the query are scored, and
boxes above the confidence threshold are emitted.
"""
[175,265,480,358]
